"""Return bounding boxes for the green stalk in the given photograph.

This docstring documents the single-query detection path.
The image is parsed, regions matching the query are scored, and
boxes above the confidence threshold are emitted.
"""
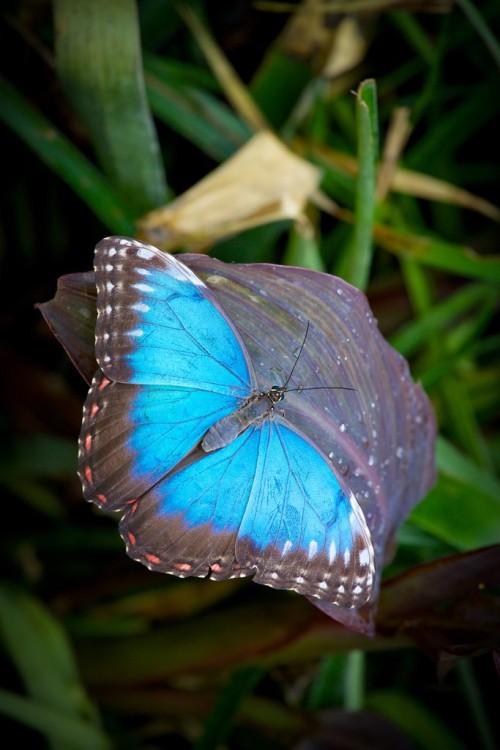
[344,650,365,711]
[195,667,265,750]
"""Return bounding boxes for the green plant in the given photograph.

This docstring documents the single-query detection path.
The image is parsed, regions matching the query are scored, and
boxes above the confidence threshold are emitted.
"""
[1,2,499,748]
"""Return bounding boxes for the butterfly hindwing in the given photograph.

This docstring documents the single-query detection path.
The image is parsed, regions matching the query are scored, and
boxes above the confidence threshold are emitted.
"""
[78,371,243,511]
[120,420,374,607]
[120,428,261,579]
[237,420,374,607]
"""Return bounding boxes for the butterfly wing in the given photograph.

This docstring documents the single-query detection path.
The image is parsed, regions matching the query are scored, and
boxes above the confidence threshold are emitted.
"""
[93,236,251,394]
[237,420,374,607]
[120,419,374,607]
[78,236,253,511]
[120,428,259,579]
[79,373,248,511]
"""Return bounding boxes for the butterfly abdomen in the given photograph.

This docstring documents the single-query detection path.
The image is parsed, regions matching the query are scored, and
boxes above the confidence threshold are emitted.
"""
[202,392,272,452]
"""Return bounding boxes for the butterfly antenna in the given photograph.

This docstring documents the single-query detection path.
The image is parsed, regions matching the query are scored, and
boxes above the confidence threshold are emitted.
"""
[283,322,356,395]
[287,385,356,393]
[282,321,310,390]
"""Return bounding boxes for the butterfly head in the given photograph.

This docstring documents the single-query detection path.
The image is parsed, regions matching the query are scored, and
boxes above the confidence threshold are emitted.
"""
[267,384,286,404]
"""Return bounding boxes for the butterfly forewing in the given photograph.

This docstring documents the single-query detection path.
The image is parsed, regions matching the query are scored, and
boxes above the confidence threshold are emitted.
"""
[78,372,246,511]
[79,236,254,510]
[93,236,252,395]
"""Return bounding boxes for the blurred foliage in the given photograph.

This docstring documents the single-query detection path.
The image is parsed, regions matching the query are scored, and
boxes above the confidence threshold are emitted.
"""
[0,0,499,748]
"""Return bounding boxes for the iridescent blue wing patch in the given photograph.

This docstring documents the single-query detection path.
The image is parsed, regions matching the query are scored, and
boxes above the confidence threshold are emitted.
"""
[78,372,246,511]
[92,236,251,395]
[120,419,374,606]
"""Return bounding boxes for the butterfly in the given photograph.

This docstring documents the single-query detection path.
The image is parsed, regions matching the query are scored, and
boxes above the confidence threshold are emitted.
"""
[78,236,374,608]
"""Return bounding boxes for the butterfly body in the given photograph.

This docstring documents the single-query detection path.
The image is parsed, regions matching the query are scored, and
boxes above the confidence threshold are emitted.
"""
[202,386,284,452]
[78,237,375,608]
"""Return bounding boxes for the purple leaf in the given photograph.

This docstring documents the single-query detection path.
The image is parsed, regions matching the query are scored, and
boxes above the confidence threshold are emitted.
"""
[37,271,97,385]
[293,709,414,750]
[378,544,500,673]
[38,247,436,630]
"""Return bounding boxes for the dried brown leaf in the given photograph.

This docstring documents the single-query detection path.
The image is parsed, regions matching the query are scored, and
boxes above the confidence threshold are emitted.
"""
[138,132,322,250]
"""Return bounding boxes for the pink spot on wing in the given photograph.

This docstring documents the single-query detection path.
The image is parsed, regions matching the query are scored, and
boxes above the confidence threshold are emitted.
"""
[127,531,136,545]
[96,493,107,504]
[84,434,92,451]
[174,562,192,572]
[90,402,99,418]
[126,499,139,512]
[84,466,92,482]
[210,563,223,573]
[145,553,161,564]
[98,377,111,391]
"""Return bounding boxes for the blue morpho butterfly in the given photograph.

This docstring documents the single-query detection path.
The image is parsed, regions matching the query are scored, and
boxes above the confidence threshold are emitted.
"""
[78,237,375,608]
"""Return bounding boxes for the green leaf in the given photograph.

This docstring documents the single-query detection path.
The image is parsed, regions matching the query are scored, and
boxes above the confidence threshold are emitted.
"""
[54,0,167,215]
[195,667,265,750]
[0,691,110,750]
[145,63,251,162]
[0,586,108,750]
[367,690,467,750]
[409,437,500,549]
[0,76,135,234]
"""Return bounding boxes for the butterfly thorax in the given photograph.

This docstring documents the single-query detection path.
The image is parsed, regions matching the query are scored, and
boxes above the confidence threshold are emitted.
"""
[201,386,284,453]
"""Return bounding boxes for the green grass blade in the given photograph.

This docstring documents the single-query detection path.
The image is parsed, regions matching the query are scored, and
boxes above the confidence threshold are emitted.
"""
[251,48,312,129]
[389,283,494,358]
[54,0,167,215]
[437,436,500,500]
[0,690,110,750]
[439,374,493,469]
[143,53,220,91]
[407,82,500,171]
[283,223,325,271]
[138,0,181,50]
[389,12,435,65]
[145,62,251,161]
[344,650,366,711]
[0,586,107,750]
[305,654,346,709]
[375,226,500,282]
[457,0,500,69]
[178,3,268,131]
[367,690,467,750]
[336,79,378,290]
[195,667,265,750]
[457,660,497,750]
[0,76,135,234]
[410,437,500,549]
